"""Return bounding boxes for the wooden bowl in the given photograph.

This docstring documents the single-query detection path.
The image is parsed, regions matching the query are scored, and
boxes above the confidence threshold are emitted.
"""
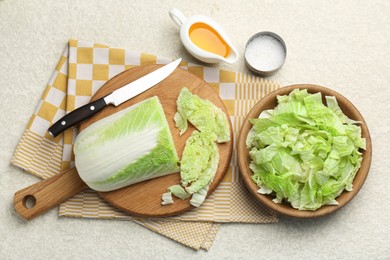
[237,84,372,218]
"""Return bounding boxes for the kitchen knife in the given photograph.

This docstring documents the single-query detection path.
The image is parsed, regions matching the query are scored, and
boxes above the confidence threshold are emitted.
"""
[48,58,182,137]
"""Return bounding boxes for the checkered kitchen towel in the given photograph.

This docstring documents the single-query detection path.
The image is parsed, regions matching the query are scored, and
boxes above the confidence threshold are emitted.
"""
[12,39,280,250]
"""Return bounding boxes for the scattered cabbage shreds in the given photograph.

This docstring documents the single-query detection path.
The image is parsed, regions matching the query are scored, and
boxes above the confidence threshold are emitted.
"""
[174,87,231,143]
[74,96,180,192]
[162,87,231,207]
[162,131,219,207]
[246,89,366,211]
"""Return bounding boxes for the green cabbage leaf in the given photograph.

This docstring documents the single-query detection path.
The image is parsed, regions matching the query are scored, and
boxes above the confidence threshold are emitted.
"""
[180,131,219,194]
[174,87,230,143]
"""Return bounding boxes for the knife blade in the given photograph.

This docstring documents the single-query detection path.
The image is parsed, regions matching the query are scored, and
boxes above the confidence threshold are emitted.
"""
[48,58,182,137]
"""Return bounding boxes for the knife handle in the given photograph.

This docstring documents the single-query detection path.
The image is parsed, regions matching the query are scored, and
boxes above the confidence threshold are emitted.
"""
[48,97,107,137]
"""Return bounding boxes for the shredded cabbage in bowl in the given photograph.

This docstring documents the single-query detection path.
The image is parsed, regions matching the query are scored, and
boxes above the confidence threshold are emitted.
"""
[246,89,366,211]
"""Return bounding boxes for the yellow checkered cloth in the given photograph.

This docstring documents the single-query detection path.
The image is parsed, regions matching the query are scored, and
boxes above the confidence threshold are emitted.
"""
[12,39,280,250]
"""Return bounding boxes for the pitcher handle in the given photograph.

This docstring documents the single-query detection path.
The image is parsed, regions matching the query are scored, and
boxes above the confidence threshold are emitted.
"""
[169,8,186,27]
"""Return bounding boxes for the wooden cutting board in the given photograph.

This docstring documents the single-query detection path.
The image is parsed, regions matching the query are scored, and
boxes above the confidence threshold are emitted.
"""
[14,64,233,220]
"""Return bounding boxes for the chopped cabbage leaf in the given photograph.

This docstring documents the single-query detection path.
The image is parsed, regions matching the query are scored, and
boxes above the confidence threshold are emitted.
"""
[180,131,219,194]
[161,192,174,205]
[174,87,230,143]
[168,185,191,200]
[190,183,211,207]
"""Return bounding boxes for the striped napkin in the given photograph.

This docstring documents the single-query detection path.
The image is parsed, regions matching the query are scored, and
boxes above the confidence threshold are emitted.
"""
[12,39,280,250]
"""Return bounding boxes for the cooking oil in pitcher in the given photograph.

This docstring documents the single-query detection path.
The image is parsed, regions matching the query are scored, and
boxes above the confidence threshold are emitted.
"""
[189,23,230,58]
[169,8,239,64]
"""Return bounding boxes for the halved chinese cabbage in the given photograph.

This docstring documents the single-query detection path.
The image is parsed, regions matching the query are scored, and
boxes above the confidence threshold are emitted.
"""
[74,96,179,192]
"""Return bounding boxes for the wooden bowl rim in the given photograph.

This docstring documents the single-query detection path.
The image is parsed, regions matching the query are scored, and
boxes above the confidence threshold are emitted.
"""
[237,84,372,218]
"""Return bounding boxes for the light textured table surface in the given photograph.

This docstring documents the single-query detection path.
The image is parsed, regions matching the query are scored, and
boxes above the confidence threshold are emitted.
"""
[1,0,389,259]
